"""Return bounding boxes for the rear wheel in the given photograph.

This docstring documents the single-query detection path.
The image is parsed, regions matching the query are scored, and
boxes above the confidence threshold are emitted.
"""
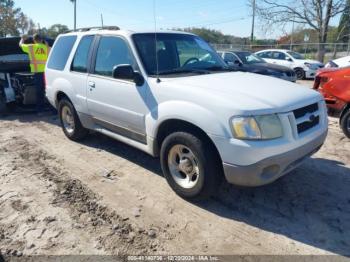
[58,98,88,141]
[294,68,305,80]
[340,109,350,138]
[160,132,222,200]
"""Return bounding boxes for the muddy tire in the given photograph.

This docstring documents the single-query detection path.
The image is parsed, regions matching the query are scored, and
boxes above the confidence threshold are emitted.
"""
[58,98,88,141]
[340,109,350,138]
[294,68,305,80]
[160,132,222,200]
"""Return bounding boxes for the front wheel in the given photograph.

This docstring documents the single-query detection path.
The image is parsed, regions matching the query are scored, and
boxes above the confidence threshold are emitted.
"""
[294,68,305,80]
[160,132,222,200]
[340,109,350,138]
[58,98,88,141]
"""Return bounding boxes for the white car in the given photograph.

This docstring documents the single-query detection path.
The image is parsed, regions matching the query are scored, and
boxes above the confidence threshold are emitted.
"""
[255,49,324,80]
[325,55,350,68]
[45,28,328,200]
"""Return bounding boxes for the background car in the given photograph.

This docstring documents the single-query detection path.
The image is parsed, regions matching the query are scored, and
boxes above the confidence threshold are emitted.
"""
[255,49,324,80]
[325,55,350,68]
[217,50,296,82]
[314,67,350,138]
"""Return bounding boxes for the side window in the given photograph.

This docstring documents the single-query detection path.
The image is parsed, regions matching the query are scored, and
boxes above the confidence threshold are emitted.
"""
[257,52,264,58]
[224,53,238,63]
[71,35,94,73]
[47,35,77,71]
[272,52,286,60]
[94,36,136,77]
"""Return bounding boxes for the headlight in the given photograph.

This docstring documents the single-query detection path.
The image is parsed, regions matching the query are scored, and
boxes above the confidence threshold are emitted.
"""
[304,62,311,68]
[304,62,317,70]
[231,114,283,140]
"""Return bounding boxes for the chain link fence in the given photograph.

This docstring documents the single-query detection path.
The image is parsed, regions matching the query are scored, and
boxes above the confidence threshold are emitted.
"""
[211,42,350,62]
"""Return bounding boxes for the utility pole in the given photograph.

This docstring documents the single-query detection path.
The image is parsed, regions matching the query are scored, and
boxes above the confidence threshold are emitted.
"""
[101,14,104,28]
[250,0,256,44]
[73,0,77,30]
[290,18,295,51]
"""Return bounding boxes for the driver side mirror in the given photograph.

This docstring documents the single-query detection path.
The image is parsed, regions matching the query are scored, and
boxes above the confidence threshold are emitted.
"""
[286,57,293,62]
[112,64,145,86]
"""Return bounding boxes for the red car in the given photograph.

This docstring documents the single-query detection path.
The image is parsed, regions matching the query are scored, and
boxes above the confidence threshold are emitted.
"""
[314,67,350,138]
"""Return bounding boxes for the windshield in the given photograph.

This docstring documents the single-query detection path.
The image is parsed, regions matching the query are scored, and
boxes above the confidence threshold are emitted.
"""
[235,51,265,64]
[287,51,304,60]
[132,33,228,76]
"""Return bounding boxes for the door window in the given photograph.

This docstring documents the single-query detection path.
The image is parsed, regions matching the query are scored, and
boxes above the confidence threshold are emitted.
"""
[47,35,77,71]
[224,53,239,63]
[272,52,286,60]
[257,51,271,59]
[71,35,94,73]
[94,36,137,77]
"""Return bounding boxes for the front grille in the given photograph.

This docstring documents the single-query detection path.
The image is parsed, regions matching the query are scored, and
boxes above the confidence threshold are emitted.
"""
[293,103,320,134]
[297,116,320,133]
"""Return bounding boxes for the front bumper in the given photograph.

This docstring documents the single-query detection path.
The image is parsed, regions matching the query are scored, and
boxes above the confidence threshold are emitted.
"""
[305,69,317,79]
[223,130,327,187]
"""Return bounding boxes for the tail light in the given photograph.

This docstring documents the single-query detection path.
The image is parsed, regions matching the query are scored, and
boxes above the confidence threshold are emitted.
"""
[43,73,47,89]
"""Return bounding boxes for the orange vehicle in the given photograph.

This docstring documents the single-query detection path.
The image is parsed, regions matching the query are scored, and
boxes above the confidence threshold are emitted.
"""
[314,67,350,138]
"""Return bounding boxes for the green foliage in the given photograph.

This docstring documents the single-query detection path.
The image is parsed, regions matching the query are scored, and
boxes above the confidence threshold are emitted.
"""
[0,0,21,36]
[175,27,249,45]
[0,0,36,37]
[43,24,69,38]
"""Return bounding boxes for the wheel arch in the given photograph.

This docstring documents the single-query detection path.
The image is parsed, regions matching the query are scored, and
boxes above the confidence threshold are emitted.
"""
[153,119,223,168]
[340,103,350,123]
[55,91,72,107]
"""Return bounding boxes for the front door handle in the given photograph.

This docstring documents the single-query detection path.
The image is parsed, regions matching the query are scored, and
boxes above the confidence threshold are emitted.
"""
[88,81,95,88]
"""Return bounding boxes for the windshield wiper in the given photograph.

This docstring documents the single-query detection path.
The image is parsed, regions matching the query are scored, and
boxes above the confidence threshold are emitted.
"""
[204,66,236,72]
[156,68,211,76]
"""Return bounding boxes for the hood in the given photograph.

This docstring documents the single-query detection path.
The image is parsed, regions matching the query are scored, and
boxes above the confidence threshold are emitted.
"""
[247,62,293,73]
[0,37,25,56]
[304,59,324,67]
[0,36,55,56]
[155,72,322,115]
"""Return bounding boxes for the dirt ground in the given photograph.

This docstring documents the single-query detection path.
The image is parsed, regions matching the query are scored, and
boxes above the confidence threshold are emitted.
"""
[0,80,349,258]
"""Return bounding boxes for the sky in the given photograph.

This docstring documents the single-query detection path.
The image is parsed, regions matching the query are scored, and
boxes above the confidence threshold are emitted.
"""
[14,0,341,39]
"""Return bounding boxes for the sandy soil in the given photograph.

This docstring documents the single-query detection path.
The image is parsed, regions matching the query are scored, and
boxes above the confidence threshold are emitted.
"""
[0,84,349,258]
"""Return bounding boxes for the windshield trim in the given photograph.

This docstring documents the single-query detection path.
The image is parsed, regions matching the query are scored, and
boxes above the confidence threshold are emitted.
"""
[234,51,266,64]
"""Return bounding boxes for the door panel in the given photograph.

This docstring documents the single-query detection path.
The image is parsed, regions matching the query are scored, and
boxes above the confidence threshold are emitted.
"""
[86,36,149,138]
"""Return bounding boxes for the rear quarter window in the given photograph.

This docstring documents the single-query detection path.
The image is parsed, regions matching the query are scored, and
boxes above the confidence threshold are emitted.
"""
[47,35,77,71]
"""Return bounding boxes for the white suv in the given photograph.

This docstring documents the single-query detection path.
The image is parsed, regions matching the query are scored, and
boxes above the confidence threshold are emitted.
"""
[255,49,324,80]
[45,27,328,200]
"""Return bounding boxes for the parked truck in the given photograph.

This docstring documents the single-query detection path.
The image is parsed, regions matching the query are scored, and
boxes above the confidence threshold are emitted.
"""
[0,36,53,113]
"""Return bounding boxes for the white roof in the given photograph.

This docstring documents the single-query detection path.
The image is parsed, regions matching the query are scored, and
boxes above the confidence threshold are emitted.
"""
[256,49,291,53]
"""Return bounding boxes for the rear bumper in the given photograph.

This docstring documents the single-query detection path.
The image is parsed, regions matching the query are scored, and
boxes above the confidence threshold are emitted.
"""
[223,130,327,186]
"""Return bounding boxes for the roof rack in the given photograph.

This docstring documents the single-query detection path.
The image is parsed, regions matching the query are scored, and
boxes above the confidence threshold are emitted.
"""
[66,26,120,33]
